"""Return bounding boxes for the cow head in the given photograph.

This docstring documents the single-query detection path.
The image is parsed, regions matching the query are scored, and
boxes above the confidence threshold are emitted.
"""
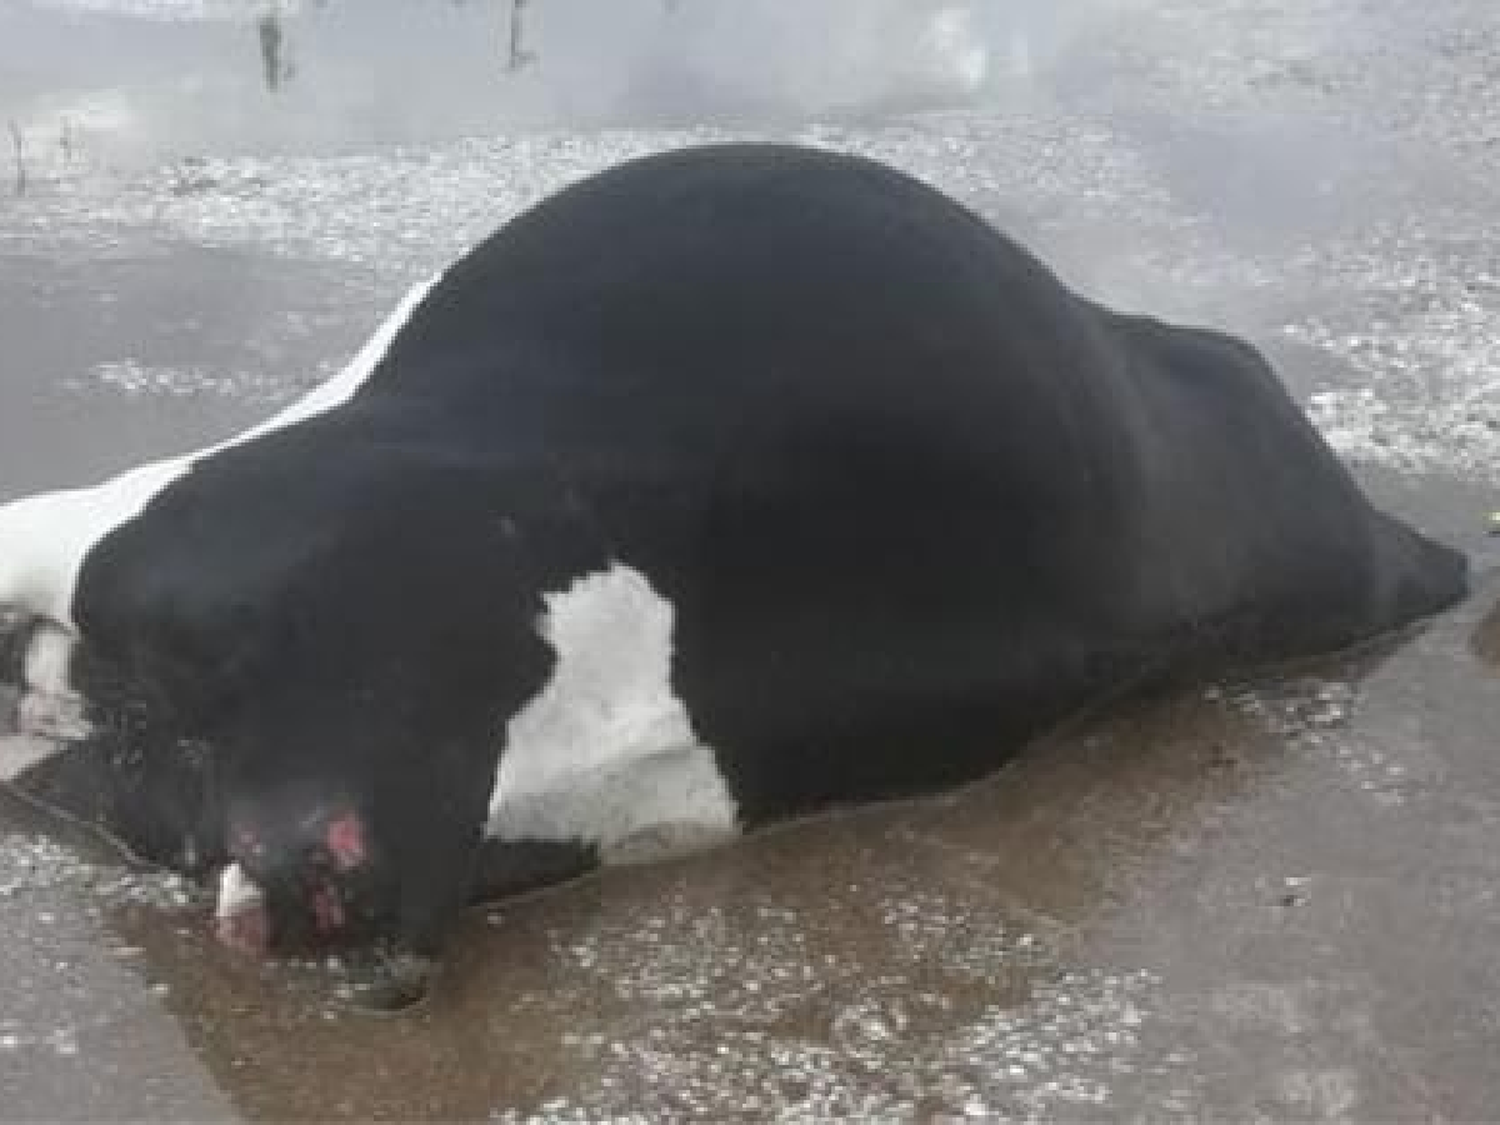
[0,447,557,987]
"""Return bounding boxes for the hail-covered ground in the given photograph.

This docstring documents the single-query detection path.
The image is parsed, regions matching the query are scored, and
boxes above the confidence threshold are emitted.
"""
[2,0,1498,1119]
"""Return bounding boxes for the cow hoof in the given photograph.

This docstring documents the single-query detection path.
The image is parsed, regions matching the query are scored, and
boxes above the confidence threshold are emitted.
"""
[341,952,436,1015]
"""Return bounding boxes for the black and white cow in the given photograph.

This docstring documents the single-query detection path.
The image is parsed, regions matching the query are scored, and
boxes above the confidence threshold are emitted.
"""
[0,144,1467,985]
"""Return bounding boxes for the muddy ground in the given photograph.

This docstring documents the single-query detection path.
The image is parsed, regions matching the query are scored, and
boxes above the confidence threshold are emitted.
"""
[1,0,1498,1119]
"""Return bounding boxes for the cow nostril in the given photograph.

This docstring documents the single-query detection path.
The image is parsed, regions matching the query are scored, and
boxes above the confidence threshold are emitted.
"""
[324,811,368,871]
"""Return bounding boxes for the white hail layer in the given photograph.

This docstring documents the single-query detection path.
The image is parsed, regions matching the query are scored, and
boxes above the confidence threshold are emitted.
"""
[487,563,739,864]
[0,273,441,633]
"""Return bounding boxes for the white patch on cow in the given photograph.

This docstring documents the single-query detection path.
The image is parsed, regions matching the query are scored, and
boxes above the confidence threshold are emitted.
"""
[0,274,442,632]
[23,622,75,693]
[215,862,264,918]
[14,622,90,741]
[486,564,739,864]
[0,734,62,782]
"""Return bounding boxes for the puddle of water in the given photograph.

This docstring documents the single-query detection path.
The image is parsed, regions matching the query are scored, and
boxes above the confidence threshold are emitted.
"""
[80,684,1277,1120]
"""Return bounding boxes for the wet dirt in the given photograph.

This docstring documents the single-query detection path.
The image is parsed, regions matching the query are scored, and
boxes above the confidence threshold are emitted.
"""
[2,0,1498,1119]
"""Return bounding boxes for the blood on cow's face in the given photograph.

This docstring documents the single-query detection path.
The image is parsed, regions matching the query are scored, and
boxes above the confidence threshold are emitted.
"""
[220,785,382,948]
[212,700,503,958]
